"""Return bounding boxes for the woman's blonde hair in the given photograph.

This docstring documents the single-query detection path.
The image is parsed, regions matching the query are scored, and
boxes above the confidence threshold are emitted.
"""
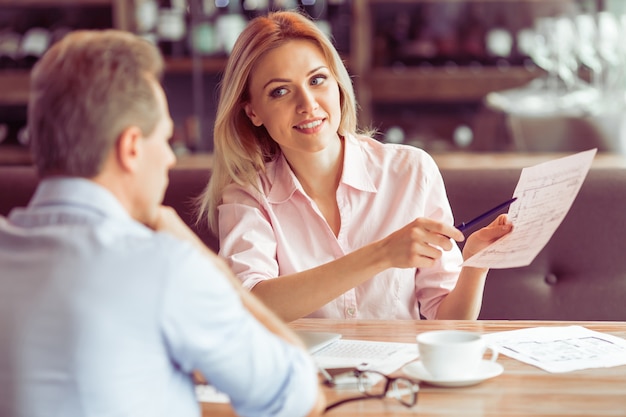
[198,10,361,233]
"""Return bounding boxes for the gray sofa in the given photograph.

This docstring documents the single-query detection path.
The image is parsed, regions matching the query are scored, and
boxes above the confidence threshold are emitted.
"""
[2,164,625,321]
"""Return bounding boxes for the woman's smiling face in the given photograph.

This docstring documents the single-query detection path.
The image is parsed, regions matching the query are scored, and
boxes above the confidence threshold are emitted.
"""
[244,39,342,157]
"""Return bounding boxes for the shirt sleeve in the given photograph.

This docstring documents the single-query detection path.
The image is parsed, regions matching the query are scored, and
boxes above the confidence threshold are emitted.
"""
[413,153,463,320]
[217,184,279,290]
[160,248,318,417]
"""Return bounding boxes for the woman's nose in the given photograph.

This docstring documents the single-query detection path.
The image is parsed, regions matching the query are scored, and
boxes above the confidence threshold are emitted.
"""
[296,87,319,113]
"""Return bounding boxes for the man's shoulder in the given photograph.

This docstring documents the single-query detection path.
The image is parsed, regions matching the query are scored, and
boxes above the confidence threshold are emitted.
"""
[147,231,204,261]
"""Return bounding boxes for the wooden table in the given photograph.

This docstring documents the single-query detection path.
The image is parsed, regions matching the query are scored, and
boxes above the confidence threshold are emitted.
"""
[201,319,626,417]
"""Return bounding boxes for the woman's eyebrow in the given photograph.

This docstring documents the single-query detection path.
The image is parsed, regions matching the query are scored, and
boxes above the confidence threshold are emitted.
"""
[263,78,289,90]
[261,66,328,90]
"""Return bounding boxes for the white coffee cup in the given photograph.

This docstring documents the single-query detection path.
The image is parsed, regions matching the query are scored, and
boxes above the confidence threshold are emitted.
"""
[416,330,498,380]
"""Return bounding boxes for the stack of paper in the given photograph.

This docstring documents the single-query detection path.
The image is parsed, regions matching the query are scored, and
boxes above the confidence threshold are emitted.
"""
[483,325,626,373]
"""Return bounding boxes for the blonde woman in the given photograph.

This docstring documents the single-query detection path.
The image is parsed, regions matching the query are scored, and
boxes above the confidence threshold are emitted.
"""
[199,10,512,322]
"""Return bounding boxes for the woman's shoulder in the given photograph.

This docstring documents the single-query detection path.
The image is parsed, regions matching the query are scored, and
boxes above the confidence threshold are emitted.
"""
[221,157,284,204]
[222,173,266,204]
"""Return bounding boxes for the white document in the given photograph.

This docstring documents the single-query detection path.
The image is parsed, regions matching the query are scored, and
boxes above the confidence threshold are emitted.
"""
[463,148,597,268]
[483,325,626,373]
[313,339,418,372]
[313,339,419,387]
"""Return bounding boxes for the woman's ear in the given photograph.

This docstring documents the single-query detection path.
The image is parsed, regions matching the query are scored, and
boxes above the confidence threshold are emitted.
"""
[115,126,144,173]
[244,103,263,127]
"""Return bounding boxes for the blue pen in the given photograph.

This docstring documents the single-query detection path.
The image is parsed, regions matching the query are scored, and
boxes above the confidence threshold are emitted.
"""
[455,197,517,232]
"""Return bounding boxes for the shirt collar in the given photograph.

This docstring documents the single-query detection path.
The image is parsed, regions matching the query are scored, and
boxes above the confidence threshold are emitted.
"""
[341,134,377,193]
[265,134,377,204]
[29,177,134,223]
[265,154,300,204]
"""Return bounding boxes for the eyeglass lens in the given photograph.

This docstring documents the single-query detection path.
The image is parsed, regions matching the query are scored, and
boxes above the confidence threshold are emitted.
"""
[323,370,419,413]
[358,371,418,406]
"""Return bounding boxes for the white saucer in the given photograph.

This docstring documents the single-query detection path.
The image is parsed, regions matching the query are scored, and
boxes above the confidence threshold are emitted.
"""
[402,360,503,388]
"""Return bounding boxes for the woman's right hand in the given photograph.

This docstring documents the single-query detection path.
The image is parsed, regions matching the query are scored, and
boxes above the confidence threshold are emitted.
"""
[378,217,465,269]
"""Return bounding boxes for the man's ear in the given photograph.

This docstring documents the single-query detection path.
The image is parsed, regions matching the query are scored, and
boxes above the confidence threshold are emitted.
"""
[115,126,144,173]
[244,103,263,127]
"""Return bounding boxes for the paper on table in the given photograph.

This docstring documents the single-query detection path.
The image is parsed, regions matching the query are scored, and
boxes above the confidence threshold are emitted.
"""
[313,339,418,370]
[313,339,419,387]
[462,148,597,268]
[483,325,626,373]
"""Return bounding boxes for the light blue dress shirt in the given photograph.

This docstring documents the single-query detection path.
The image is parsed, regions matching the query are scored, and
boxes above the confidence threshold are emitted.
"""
[0,178,317,417]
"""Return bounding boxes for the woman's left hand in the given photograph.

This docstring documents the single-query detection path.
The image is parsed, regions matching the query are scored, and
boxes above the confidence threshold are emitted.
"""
[461,214,513,261]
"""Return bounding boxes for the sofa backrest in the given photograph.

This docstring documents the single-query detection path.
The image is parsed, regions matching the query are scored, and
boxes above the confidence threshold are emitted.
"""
[2,164,625,320]
[442,168,626,321]
[0,166,219,252]
[0,166,38,218]
[162,168,218,251]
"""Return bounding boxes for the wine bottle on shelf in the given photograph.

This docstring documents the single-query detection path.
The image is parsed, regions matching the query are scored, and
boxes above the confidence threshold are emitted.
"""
[50,7,74,40]
[506,3,534,67]
[134,0,159,44]
[392,7,435,67]
[485,11,514,68]
[0,30,21,69]
[17,125,30,147]
[184,114,201,152]
[301,0,331,39]
[242,0,269,20]
[2,122,19,146]
[272,0,299,11]
[215,0,247,54]
[17,27,51,68]
[187,0,219,56]
[157,0,188,57]
[301,0,323,19]
[49,25,72,46]
[515,27,536,68]
[326,0,350,54]
[0,123,9,145]
[458,5,487,67]
[200,0,218,18]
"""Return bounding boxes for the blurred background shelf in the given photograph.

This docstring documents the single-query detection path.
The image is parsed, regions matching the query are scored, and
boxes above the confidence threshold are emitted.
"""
[366,67,542,103]
[1,0,622,160]
[0,145,32,165]
[0,71,30,105]
[0,0,113,5]
[164,56,228,73]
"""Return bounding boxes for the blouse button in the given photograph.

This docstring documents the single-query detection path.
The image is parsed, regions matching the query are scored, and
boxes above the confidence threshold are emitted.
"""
[346,307,356,317]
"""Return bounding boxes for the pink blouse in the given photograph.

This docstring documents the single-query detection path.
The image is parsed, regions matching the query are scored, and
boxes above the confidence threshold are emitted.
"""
[218,135,463,320]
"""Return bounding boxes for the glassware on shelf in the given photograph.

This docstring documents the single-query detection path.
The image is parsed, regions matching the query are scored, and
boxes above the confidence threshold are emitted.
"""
[485,10,626,118]
[215,0,248,54]
[0,30,21,69]
[18,27,51,68]
[485,7,626,154]
[156,0,188,57]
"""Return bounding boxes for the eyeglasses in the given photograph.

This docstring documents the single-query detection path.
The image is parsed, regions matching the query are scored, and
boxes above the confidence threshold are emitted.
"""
[323,369,420,412]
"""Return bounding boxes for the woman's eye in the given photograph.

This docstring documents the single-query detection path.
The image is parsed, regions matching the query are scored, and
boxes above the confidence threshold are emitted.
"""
[311,75,326,86]
[270,87,288,98]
